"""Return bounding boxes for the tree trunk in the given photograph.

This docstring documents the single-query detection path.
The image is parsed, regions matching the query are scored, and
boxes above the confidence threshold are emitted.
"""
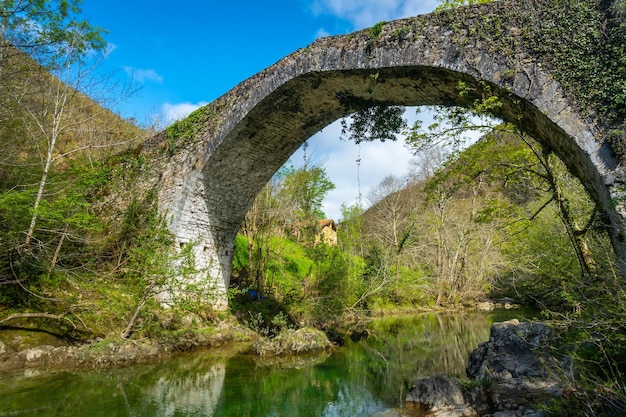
[544,151,595,275]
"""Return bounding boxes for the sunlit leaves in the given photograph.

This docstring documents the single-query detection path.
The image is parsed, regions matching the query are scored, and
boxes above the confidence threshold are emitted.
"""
[405,82,503,155]
[0,0,106,69]
[276,162,336,221]
[436,0,494,10]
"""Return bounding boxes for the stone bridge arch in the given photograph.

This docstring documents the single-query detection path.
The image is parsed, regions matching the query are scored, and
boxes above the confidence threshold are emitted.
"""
[144,0,625,308]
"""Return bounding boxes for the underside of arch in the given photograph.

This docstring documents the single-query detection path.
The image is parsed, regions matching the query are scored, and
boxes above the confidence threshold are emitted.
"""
[201,66,612,238]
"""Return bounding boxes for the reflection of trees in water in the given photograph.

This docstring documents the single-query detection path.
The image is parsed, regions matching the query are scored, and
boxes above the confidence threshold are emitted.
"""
[356,312,498,406]
[212,312,527,414]
[251,351,331,369]
[214,351,386,417]
[322,384,384,417]
[215,354,334,417]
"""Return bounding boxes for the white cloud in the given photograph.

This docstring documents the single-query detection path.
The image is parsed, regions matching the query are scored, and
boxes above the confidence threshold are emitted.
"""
[310,0,440,29]
[124,66,164,84]
[160,101,209,124]
[326,137,414,220]
[315,27,331,39]
[288,110,420,221]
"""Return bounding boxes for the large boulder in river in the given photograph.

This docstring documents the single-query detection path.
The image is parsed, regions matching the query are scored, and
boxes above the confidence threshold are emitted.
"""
[467,319,553,380]
[406,375,478,416]
[465,319,564,414]
[403,319,565,417]
[252,327,332,356]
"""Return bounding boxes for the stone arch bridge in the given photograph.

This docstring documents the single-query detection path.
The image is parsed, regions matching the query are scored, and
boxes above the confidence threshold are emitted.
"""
[141,0,626,308]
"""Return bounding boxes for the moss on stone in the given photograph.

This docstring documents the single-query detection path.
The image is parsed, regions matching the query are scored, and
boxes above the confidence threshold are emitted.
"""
[164,104,215,155]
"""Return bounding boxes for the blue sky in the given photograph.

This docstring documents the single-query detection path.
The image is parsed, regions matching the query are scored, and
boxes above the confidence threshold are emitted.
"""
[80,0,442,219]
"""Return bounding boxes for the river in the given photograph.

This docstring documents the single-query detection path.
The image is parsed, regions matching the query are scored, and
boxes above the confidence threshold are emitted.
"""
[0,309,534,417]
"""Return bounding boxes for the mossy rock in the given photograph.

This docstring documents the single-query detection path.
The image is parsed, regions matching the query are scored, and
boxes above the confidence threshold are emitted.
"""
[252,327,332,356]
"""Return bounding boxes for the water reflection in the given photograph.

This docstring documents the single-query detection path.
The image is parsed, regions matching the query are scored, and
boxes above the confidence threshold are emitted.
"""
[215,353,356,417]
[144,354,226,416]
[0,310,532,417]
[357,311,513,405]
[0,351,232,417]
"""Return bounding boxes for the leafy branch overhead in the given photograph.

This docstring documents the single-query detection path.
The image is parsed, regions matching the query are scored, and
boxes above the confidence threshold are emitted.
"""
[0,0,107,69]
[406,81,503,154]
[340,105,407,144]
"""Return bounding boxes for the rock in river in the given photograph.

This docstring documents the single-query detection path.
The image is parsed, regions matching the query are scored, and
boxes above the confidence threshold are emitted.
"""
[404,319,564,417]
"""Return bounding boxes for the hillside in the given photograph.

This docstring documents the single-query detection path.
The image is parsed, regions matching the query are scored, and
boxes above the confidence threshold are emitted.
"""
[0,49,144,188]
[354,130,615,307]
[0,48,152,338]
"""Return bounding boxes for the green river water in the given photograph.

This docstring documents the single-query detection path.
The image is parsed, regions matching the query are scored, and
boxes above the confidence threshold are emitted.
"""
[0,309,534,417]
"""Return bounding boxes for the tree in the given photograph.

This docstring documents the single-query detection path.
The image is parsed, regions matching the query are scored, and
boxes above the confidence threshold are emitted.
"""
[0,0,106,182]
[0,0,107,254]
[338,201,365,257]
[275,158,335,238]
[0,0,105,72]
[405,80,603,280]
[235,156,336,300]
[0,3,142,290]
[416,133,527,303]
[240,180,281,296]
[366,175,417,290]
[339,87,604,305]
[0,1,105,131]
[409,145,446,182]
[523,137,598,275]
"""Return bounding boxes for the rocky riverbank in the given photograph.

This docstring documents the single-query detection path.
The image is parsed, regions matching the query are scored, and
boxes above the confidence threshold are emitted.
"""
[0,316,339,375]
[0,318,254,374]
[375,319,566,417]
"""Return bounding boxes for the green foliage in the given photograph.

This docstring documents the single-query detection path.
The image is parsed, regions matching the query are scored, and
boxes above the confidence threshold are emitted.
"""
[341,235,427,311]
[0,162,105,290]
[539,274,626,415]
[436,0,494,10]
[338,202,365,256]
[606,123,626,161]
[0,190,33,241]
[111,189,216,337]
[272,237,314,278]
[163,104,215,154]
[361,243,388,285]
[0,0,107,68]
[431,0,625,159]
[341,106,407,144]
[498,209,580,303]
[276,161,335,222]
[393,26,410,40]
[442,0,625,132]
[524,0,626,125]
[407,82,502,154]
[232,235,312,295]
[287,244,352,324]
[0,0,219,342]
[232,234,250,273]
[231,232,363,325]
[367,21,386,39]
[115,193,170,272]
